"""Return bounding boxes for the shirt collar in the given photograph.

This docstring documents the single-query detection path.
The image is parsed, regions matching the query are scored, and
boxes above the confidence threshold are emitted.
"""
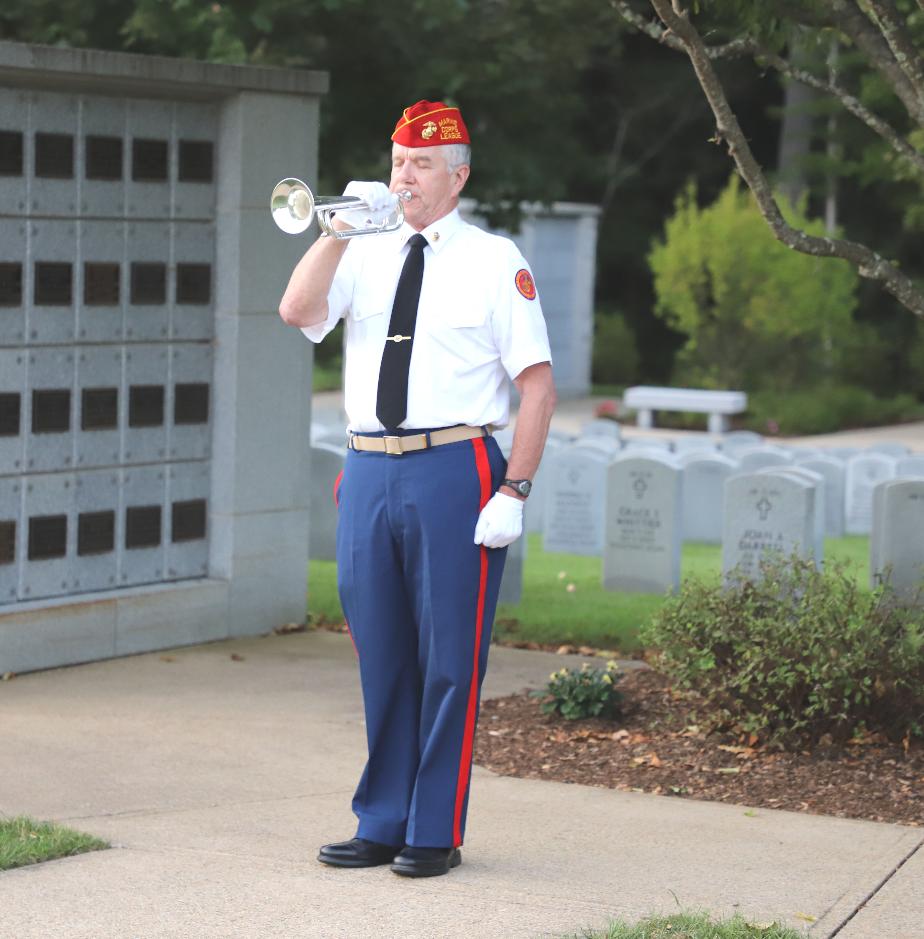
[397,207,464,255]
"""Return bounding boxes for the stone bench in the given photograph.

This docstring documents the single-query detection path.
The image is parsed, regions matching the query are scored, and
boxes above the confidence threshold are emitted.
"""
[623,386,748,434]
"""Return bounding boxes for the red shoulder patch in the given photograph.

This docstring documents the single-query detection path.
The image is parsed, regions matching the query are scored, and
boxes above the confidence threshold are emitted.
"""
[515,268,536,301]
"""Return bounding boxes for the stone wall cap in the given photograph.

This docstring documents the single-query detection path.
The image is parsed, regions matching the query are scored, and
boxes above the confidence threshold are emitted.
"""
[460,197,601,218]
[0,39,328,99]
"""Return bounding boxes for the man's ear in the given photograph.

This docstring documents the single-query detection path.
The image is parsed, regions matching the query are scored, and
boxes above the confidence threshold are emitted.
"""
[452,164,471,196]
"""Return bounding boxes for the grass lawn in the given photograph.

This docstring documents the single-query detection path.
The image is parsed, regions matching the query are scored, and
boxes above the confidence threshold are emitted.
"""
[307,534,871,654]
[312,361,343,393]
[0,816,108,871]
[567,911,806,939]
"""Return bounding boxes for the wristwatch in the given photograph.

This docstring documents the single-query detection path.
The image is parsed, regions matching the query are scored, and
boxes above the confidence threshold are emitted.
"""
[501,478,532,498]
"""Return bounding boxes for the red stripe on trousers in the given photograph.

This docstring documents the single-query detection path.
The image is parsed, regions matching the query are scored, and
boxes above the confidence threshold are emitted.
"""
[344,620,359,658]
[332,469,344,506]
[452,437,492,847]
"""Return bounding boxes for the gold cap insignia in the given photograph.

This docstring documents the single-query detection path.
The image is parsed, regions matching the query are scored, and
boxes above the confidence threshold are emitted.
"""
[421,121,438,139]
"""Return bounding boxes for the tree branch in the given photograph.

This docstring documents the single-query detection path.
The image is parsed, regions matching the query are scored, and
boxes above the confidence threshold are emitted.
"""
[822,0,924,126]
[611,1,757,58]
[756,47,924,176]
[863,0,924,103]
[646,0,924,317]
[613,0,924,177]
[602,100,706,211]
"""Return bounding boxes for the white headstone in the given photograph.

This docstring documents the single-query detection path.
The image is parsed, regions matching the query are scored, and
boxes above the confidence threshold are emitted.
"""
[494,427,515,456]
[309,443,346,561]
[313,430,349,448]
[543,446,610,555]
[759,466,825,563]
[603,456,682,593]
[672,435,719,455]
[896,455,924,477]
[723,472,818,581]
[867,441,911,459]
[573,436,621,458]
[526,437,565,534]
[827,447,862,461]
[735,446,794,473]
[681,453,739,543]
[580,418,622,441]
[845,453,898,535]
[622,437,672,452]
[789,447,824,461]
[720,431,764,456]
[797,456,847,538]
[870,478,924,602]
[310,422,336,443]
[499,525,526,605]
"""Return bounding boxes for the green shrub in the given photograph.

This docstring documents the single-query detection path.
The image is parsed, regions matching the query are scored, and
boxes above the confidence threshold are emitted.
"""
[534,660,624,720]
[743,384,924,435]
[640,554,924,748]
[591,312,639,387]
[649,175,858,393]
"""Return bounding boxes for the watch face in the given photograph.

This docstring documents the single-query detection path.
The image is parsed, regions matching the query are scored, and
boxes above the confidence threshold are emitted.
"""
[507,479,531,496]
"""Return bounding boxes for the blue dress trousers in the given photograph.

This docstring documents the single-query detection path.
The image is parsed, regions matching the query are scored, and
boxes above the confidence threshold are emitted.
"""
[335,428,508,849]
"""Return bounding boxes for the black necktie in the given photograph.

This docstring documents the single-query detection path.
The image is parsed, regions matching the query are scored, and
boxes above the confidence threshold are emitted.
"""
[376,233,428,430]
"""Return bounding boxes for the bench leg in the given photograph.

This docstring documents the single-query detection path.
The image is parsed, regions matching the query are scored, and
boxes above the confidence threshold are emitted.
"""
[636,408,653,430]
[708,413,729,434]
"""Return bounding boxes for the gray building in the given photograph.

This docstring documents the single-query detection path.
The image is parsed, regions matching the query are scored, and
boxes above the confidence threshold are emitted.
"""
[460,199,599,399]
[0,41,326,673]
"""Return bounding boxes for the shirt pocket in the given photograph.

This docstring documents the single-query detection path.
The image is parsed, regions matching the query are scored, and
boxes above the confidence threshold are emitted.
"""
[439,290,490,329]
[351,284,388,323]
[425,286,495,366]
[350,255,395,323]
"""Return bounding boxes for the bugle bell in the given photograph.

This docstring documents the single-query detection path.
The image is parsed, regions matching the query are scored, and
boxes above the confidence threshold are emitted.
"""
[270,178,411,238]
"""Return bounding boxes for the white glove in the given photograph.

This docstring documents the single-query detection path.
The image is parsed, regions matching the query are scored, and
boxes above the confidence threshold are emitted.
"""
[474,492,524,549]
[338,181,398,229]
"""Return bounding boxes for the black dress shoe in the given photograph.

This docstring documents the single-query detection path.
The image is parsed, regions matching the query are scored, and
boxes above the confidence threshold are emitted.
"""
[317,837,400,868]
[390,846,462,878]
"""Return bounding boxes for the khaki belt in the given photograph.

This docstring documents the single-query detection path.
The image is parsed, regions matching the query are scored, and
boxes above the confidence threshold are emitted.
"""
[348,425,490,455]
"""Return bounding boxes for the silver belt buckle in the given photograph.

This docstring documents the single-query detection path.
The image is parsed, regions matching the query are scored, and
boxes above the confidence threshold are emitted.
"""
[383,435,404,455]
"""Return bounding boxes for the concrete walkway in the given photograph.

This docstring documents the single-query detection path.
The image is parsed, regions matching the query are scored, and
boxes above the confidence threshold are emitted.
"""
[1,630,921,938]
[313,389,924,451]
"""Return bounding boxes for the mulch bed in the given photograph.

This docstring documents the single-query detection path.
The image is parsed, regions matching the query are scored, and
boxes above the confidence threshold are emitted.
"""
[474,667,924,827]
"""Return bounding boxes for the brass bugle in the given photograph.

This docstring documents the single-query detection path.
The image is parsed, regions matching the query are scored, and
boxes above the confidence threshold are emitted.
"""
[271,178,412,238]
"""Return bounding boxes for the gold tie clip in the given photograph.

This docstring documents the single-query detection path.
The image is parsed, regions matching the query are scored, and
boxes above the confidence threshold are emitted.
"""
[386,335,412,343]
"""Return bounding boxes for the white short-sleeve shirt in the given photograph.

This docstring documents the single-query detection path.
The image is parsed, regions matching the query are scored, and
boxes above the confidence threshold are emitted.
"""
[301,207,553,432]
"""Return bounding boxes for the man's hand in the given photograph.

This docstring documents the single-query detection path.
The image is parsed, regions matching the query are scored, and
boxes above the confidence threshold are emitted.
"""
[337,181,398,229]
[474,492,524,549]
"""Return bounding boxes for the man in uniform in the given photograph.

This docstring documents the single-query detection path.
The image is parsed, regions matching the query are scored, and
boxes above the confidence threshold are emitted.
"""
[278,100,556,877]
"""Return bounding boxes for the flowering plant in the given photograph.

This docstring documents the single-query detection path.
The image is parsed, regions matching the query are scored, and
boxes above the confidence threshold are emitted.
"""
[534,660,624,720]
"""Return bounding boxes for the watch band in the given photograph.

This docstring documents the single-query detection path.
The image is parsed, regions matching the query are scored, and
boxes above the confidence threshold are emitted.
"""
[501,478,532,497]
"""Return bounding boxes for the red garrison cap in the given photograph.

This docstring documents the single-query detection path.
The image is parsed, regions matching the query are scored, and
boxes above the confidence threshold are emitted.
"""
[391,100,470,147]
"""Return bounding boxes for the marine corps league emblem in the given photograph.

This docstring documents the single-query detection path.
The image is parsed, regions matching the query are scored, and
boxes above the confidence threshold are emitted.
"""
[438,117,462,140]
[515,269,537,300]
[421,121,438,139]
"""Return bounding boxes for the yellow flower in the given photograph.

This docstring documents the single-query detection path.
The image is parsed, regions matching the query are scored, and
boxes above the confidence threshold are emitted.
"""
[602,673,613,684]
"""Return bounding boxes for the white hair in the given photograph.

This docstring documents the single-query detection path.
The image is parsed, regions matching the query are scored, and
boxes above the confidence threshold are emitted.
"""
[392,141,470,172]
[441,143,471,172]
